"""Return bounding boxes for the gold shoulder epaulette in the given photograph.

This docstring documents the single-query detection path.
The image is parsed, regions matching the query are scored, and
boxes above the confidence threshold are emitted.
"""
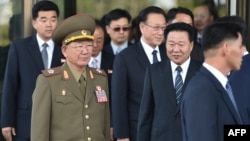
[42,67,62,77]
[89,68,107,77]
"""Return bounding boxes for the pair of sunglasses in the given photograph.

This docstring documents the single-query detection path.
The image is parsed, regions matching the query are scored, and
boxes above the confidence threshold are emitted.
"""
[112,26,130,32]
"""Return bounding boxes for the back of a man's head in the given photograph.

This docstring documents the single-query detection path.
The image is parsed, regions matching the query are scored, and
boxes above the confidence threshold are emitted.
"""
[202,22,242,53]
[216,15,248,48]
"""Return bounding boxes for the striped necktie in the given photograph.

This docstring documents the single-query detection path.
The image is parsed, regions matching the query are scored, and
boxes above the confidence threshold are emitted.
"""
[225,82,243,123]
[175,66,183,104]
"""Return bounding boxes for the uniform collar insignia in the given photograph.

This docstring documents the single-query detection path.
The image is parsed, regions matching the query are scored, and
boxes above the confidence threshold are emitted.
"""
[48,69,54,74]
[96,69,102,73]
[63,70,69,80]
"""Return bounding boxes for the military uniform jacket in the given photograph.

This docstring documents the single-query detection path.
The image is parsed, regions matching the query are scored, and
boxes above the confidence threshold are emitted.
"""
[31,63,110,141]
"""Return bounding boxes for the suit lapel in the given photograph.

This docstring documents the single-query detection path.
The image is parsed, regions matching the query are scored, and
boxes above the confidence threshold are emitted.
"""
[159,43,167,61]
[135,42,150,70]
[163,60,177,107]
[51,44,62,67]
[201,67,242,124]
[176,60,201,115]
[104,43,114,55]
[27,35,44,70]
[220,87,243,124]
[183,60,200,89]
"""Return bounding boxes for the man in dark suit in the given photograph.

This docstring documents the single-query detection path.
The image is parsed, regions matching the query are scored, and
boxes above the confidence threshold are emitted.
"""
[137,23,201,141]
[103,8,132,56]
[1,1,62,141]
[181,22,244,141]
[223,16,250,124]
[230,49,250,124]
[111,6,167,141]
[166,7,204,62]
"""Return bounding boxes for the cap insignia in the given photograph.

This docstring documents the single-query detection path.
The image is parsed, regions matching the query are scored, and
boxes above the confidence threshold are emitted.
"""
[81,30,87,35]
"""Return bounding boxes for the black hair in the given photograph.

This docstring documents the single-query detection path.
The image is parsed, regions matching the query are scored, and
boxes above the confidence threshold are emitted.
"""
[216,15,248,47]
[104,8,131,26]
[95,19,105,32]
[137,6,166,24]
[164,22,195,42]
[202,22,242,52]
[32,1,59,20]
[166,7,194,25]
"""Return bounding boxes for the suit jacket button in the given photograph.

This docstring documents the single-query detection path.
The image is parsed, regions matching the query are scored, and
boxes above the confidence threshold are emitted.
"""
[87,137,91,141]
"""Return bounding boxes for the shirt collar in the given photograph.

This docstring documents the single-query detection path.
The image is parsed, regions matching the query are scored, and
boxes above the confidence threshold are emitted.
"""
[203,63,228,88]
[140,38,160,63]
[89,52,102,67]
[67,62,87,83]
[111,41,128,54]
[36,34,54,50]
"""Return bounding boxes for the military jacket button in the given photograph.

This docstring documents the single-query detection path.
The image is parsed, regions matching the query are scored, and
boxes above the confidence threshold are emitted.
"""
[85,115,89,119]
[86,126,90,130]
[85,105,88,108]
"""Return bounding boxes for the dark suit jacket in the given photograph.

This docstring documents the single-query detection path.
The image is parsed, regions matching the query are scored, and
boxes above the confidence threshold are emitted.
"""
[100,51,115,126]
[229,54,250,124]
[190,42,204,62]
[111,41,166,141]
[0,45,9,81]
[100,51,115,95]
[137,59,201,141]
[181,66,243,141]
[1,35,63,139]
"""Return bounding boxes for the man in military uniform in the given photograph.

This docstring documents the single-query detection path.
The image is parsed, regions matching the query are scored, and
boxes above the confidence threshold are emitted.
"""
[31,14,110,141]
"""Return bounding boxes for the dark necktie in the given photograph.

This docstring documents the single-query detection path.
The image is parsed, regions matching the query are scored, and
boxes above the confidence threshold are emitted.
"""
[175,66,183,104]
[41,43,48,69]
[152,50,159,64]
[79,75,86,100]
[197,37,202,44]
[225,82,242,123]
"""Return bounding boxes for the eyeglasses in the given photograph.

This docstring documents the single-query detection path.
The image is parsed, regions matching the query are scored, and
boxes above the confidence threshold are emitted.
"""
[111,26,130,32]
[144,23,166,31]
[68,44,93,51]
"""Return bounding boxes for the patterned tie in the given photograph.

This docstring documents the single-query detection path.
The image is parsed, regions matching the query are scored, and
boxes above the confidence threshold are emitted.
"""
[175,66,183,104]
[225,82,242,123]
[152,50,159,64]
[91,58,98,68]
[41,43,48,69]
